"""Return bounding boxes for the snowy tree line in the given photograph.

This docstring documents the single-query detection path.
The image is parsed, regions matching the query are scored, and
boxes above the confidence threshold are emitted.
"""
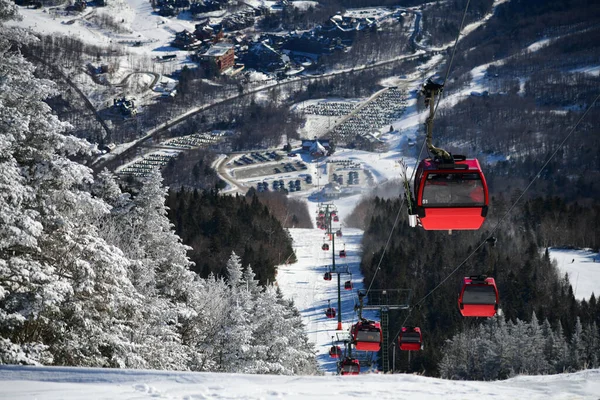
[439,314,599,380]
[0,1,317,373]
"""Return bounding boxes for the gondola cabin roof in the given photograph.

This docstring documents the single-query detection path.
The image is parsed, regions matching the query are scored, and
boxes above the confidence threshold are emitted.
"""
[414,157,489,231]
[458,276,499,317]
[351,320,382,352]
[399,327,423,351]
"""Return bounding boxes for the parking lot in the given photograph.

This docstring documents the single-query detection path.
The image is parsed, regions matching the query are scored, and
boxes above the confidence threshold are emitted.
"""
[226,152,317,194]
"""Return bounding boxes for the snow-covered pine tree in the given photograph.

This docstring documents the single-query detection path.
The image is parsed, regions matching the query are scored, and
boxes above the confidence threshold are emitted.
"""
[582,322,599,368]
[570,317,585,370]
[0,2,143,366]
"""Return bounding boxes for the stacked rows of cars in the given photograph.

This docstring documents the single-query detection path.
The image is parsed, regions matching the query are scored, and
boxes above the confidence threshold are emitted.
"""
[234,152,281,166]
[332,173,344,185]
[348,171,360,185]
[255,176,314,193]
[275,161,308,174]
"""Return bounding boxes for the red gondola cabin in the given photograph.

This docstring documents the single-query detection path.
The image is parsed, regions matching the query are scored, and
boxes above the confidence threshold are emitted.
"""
[322,243,329,251]
[340,358,360,375]
[458,276,499,317]
[339,250,347,258]
[329,345,342,358]
[412,157,488,230]
[398,327,423,351]
[333,216,339,222]
[324,272,332,281]
[351,320,382,352]
[325,307,336,318]
[344,280,353,290]
[336,230,342,237]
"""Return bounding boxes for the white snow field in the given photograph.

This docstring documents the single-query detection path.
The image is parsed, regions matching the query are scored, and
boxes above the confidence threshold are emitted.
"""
[549,248,600,300]
[1,365,599,399]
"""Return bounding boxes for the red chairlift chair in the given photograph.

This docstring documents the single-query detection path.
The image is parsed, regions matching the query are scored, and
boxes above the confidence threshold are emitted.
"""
[351,319,382,352]
[398,327,423,351]
[458,275,499,317]
[412,157,489,231]
[340,357,360,375]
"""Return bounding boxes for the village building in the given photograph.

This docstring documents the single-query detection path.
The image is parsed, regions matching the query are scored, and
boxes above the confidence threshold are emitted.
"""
[172,30,201,50]
[198,43,235,74]
[302,139,331,153]
[241,41,289,72]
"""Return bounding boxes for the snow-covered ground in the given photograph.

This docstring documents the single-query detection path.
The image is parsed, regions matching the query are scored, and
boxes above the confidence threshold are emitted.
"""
[1,365,599,399]
[549,248,600,300]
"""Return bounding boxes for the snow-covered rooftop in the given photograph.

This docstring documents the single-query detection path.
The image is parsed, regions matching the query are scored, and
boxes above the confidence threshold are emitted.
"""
[203,42,234,57]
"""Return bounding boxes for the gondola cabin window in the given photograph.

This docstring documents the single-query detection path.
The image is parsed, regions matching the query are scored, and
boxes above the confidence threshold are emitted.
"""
[462,285,497,304]
[355,329,380,343]
[422,173,485,207]
[401,332,421,343]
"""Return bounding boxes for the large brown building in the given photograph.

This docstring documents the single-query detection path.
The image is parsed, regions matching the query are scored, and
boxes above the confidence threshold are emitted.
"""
[199,43,235,74]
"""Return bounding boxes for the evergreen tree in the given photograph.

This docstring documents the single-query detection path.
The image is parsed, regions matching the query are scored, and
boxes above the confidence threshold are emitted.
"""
[0,4,142,366]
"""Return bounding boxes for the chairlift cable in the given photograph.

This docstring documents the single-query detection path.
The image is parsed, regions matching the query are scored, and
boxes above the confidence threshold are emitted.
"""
[390,92,600,345]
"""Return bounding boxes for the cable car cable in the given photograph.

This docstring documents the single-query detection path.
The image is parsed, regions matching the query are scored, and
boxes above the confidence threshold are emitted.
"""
[363,141,429,297]
[363,1,472,298]
[432,0,471,121]
[389,92,600,345]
